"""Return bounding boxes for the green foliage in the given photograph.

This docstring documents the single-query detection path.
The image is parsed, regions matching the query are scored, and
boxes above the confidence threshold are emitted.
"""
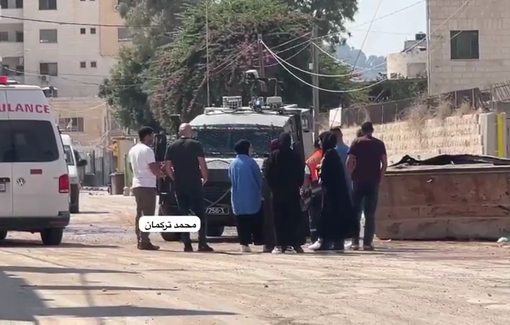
[283,0,358,41]
[368,77,427,101]
[98,47,160,130]
[101,0,365,129]
[119,0,190,53]
[145,0,362,127]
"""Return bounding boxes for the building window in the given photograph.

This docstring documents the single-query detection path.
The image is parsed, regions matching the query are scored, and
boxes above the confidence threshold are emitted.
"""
[40,29,58,43]
[450,30,479,60]
[39,0,56,10]
[15,31,23,42]
[80,61,86,68]
[117,27,132,42]
[90,61,97,68]
[90,28,96,34]
[16,0,23,8]
[0,0,8,8]
[59,117,84,132]
[40,62,58,76]
[80,28,86,34]
[0,32,9,42]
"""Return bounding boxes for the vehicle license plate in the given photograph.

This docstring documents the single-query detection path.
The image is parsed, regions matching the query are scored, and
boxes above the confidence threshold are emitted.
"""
[0,183,5,192]
[205,207,228,215]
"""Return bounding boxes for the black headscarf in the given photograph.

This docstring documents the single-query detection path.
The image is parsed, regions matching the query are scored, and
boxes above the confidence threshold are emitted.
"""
[264,132,305,192]
[320,132,337,154]
[318,131,358,241]
[278,132,292,150]
[234,139,251,155]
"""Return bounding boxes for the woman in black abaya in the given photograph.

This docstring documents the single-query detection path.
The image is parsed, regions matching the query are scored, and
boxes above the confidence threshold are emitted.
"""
[265,133,305,254]
[312,131,357,251]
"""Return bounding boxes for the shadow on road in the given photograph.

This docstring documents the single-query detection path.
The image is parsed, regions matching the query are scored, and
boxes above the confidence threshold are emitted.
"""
[77,211,110,214]
[20,285,179,291]
[0,265,236,322]
[0,239,118,249]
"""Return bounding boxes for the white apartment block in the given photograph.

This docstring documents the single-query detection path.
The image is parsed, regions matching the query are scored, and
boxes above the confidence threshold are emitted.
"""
[0,0,128,97]
[387,33,427,80]
[427,0,510,95]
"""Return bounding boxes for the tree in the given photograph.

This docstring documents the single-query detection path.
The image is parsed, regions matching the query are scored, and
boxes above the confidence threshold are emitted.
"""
[99,47,160,130]
[99,0,191,129]
[283,0,358,41]
[101,0,365,129]
[144,0,363,128]
[119,0,190,52]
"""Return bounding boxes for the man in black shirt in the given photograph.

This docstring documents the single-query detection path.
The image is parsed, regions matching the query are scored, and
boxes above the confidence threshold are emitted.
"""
[165,123,213,252]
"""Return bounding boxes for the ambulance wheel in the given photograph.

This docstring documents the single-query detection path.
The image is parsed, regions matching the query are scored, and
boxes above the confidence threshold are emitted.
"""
[41,228,64,246]
[0,231,7,241]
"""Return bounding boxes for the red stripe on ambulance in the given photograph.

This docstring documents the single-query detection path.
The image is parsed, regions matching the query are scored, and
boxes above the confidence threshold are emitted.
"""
[0,103,50,113]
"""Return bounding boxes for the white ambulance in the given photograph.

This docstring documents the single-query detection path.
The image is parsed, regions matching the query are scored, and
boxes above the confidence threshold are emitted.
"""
[61,134,87,213]
[0,76,70,245]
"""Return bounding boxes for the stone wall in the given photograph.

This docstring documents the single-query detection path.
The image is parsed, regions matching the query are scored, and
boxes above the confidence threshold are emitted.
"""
[340,113,499,164]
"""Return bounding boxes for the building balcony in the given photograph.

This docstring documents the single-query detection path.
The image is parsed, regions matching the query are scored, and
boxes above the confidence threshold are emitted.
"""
[0,41,23,57]
[0,9,23,24]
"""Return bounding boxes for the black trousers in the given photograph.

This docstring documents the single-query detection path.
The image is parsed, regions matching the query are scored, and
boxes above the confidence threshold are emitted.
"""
[236,208,264,246]
[352,181,379,246]
[309,193,322,242]
[174,187,208,247]
[272,190,301,248]
[262,194,276,249]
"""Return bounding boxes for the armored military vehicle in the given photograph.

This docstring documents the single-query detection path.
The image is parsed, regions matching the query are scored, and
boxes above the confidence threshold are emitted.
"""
[159,94,314,241]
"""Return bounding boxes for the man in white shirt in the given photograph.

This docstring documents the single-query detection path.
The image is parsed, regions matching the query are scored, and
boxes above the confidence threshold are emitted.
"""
[128,126,165,250]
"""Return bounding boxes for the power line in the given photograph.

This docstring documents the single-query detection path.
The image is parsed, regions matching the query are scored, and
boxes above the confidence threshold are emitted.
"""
[310,0,425,43]
[262,40,386,93]
[311,0,474,78]
[267,45,356,78]
[0,14,128,27]
[351,0,383,71]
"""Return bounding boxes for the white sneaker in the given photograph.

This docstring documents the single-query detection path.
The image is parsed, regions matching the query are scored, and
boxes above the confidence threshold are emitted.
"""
[284,247,297,254]
[240,245,251,253]
[308,240,322,251]
[272,246,283,254]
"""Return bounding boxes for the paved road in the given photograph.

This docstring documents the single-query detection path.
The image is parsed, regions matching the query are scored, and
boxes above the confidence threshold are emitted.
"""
[0,192,509,324]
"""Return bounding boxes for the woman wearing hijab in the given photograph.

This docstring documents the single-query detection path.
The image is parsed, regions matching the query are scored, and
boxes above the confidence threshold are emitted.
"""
[261,139,279,253]
[264,132,305,254]
[228,139,263,253]
[309,131,357,252]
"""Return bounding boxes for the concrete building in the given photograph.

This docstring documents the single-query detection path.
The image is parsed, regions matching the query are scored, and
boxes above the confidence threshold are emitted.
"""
[427,0,510,95]
[387,33,427,80]
[0,0,129,97]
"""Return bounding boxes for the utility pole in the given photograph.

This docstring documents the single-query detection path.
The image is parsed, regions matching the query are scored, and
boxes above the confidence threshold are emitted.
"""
[205,0,211,106]
[258,34,265,78]
[311,25,320,138]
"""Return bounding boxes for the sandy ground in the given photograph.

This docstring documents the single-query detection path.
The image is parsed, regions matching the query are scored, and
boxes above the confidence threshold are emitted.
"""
[0,192,509,325]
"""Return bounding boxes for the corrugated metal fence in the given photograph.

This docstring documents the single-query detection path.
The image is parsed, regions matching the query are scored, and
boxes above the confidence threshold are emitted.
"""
[74,145,114,187]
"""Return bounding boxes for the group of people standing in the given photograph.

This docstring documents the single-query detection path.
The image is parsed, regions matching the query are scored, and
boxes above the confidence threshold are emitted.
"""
[229,121,388,253]
[128,120,387,254]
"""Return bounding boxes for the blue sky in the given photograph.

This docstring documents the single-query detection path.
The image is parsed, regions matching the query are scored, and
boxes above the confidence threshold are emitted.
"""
[344,0,427,57]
